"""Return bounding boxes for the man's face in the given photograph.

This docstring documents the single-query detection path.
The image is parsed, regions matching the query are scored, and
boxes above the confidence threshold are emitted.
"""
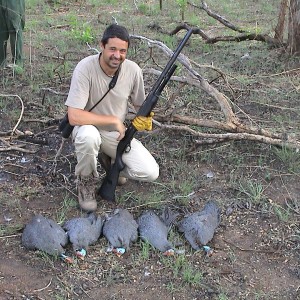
[100,37,128,70]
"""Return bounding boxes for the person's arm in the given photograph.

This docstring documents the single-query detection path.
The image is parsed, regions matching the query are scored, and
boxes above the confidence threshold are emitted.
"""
[131,65,146,112]
[68,107,126,140]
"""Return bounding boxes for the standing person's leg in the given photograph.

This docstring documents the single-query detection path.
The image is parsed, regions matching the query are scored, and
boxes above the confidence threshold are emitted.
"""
[72,125,101,211]
[9,28,23,65]
[7,0,25,65]
[0,1,9,67]
[100,131,159,182]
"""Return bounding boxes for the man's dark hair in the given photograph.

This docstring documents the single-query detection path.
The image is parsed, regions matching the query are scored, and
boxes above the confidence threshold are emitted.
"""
[101,24,130,47]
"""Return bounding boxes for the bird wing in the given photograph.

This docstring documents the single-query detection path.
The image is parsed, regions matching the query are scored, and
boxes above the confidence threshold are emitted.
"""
[184,227,201,250]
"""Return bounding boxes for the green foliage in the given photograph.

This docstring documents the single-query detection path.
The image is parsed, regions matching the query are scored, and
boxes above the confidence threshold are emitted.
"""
[160,34,176,49]
[162,255,203,286]
[270,202,291,222]
[237,180,265,204]
[71,25,94,44]
[182,265,203,285]
[55,196,77,224]
[66,15,94,44]
[0,223,23,236]
[139,240,151,261]
[176,0,187,21]
[218,293,229,300]
[26,0,40,9]
[272,145,300,173]
[137,3,159,15]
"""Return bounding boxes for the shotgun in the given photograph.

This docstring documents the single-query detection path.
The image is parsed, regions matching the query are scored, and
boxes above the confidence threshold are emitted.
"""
[97,29,193,202]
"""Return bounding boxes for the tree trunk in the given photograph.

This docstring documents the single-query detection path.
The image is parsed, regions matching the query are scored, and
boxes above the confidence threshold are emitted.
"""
[274,0,288,41]
[288,0,300,54]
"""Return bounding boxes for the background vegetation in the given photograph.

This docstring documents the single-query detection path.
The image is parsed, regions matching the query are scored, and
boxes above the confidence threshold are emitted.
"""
[0,0,299,299]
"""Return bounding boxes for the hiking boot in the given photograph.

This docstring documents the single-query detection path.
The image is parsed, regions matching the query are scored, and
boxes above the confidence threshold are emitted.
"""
[98,152,128,186]
[77,176,98,212]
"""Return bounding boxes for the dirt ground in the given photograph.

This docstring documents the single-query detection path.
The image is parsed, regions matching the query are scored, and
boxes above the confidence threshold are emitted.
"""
[1,1,300,300]
[0,119,299,300]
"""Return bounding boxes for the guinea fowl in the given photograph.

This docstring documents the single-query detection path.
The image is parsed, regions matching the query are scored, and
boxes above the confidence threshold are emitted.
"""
[102,208,138,255]
[137,208,177,255]
[178,201,221,250]
[63,212,103,259]
[21,214,70,262]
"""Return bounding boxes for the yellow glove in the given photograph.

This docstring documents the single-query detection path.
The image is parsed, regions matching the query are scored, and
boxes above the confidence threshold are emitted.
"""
[132,112,154,131]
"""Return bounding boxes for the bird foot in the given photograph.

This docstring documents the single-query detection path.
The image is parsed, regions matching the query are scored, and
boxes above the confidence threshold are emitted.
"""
[75,249,87,260]
[60,253,74,264]
[106,246,126,257]
[203,245,213,256]
[163,249,175,256]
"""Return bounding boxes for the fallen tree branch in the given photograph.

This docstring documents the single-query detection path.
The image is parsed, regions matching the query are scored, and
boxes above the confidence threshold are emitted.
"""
[131,34,299,149]
[205,33,284,46]
[171,23,284,46]
[0,145,37,153]
[131,34,239,126]
[188,0,247,33]
[170,2,285,47]
[0,138,37,153]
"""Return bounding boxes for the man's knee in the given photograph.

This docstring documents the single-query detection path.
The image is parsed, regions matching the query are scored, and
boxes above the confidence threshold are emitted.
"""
[74,125,101,151]
[142,163,159,182]
[150,164,159,181]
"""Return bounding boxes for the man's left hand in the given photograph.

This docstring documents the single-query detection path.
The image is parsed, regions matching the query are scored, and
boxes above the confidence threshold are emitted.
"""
[132,112,154,131]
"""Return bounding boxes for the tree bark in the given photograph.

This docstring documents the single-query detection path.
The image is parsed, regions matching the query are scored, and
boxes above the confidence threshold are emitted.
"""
[274,0,289,41]
[288,0,300,54]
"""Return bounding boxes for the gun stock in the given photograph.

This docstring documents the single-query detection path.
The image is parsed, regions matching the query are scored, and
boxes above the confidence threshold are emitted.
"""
[97,29,193,202]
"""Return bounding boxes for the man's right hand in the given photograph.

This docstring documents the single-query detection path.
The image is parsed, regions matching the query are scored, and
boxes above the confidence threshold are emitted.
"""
[68,107,125,140]
[114,118,126,141]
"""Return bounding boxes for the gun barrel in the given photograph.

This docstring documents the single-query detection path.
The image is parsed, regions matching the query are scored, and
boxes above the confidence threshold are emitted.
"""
[137,64,177,117]
[147,29,193,97]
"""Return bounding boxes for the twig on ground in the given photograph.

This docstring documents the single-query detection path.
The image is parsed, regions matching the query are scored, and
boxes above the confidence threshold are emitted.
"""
[33,278,53,292]
[41,88,68,96]
[0,138,37,153]
[50,138,66,174]
[0,233,21,239]
[223,239,281,254]
[129,199,173,210]
[0,94,24,136]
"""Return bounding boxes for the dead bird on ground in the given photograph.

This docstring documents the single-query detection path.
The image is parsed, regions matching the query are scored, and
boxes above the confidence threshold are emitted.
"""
[63,212,104,259]
[21,214,71,262]
[178,201,221,251]
[102,208,138,256]
[137,207,178,256]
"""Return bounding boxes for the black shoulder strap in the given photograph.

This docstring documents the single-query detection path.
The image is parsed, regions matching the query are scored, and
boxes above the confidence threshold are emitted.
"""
[108,66,120,90]
[89,67,120,112]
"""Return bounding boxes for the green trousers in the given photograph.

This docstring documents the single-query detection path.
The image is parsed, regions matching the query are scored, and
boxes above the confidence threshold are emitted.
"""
[0,0,25,66]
